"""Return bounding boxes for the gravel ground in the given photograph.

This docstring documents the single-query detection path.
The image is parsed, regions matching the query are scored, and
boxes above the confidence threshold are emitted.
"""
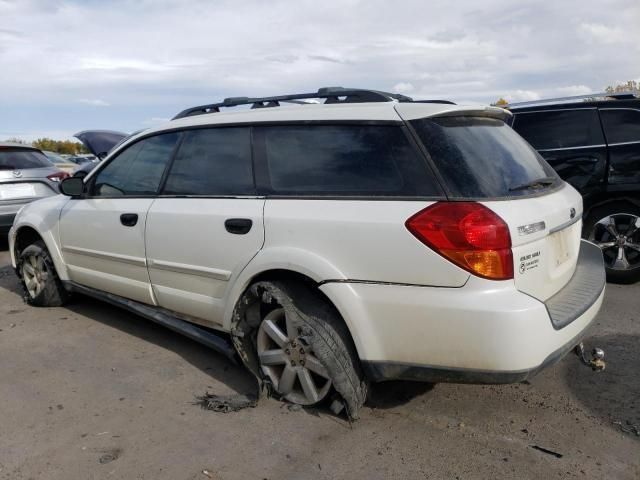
[0,238,638,480]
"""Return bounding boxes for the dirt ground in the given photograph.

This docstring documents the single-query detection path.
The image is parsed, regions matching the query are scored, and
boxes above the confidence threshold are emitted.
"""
[0,238,638,480]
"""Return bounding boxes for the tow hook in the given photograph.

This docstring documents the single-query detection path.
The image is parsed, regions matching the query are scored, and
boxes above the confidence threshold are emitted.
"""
[574,342,606,371]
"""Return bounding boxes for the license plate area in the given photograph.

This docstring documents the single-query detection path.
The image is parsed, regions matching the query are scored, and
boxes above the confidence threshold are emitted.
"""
[549,226,573,267]
[0,183,37,200]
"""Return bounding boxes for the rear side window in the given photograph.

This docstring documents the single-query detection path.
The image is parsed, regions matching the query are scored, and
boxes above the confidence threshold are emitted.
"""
[259,125,440,196]
[411,116,559,198]
[0,149,51,170]
[600,109,640,144]
[163,127,254,196]
[92,133,179,196]
[512,109,604,149]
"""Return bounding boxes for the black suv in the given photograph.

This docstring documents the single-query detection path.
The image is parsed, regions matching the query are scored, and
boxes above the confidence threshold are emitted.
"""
[509,93,640,283]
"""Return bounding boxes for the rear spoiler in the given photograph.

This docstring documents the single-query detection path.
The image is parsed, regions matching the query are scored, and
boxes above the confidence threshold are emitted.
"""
[432,106,512,121]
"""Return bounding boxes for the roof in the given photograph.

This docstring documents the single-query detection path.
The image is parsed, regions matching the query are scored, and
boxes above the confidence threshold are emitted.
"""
[0,142,39,150]
[135,100,510,141]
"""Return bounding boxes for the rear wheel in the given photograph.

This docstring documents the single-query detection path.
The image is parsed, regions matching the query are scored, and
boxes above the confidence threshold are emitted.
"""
[250,281,368,417]
[585,202,640,284]
[18,240,69,306]
[257,307,333,405]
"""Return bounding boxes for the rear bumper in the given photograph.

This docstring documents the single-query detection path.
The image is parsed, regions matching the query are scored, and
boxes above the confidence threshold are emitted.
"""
[320,240,605,383]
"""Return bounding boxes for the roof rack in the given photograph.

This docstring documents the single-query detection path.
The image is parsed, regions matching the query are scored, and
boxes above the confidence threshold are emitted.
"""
[172,87,415,120]
[507,91,638,108]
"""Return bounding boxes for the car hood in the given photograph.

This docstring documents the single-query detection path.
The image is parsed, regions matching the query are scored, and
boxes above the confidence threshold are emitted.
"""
[74,130,128,159]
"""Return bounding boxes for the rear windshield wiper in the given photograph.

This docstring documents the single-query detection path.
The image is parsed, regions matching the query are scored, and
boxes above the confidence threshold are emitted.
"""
[509,176,556,192]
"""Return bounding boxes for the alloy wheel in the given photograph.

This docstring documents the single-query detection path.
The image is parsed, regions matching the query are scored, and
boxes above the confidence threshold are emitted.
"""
[256,308,332,405]
[21,254,48,298]
[589,213,640,271]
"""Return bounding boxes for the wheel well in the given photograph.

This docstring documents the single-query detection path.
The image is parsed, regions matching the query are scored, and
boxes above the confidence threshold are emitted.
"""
[584,192,640,219]
[14,227,43,258]
[236,268,360,354]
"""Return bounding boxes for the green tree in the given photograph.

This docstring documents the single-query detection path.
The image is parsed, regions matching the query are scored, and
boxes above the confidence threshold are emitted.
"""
[32,138,87,155]
[493,97,509,107]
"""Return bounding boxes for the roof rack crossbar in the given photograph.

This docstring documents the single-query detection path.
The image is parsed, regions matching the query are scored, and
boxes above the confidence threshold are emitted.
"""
[172,87,414,119]
[508,91,638,108]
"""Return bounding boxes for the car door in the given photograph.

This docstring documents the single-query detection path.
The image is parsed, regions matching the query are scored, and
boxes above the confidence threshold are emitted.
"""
[599,108,640,186]
[512,108,607,195]
[145,126,265,328]
[59,132,180,304]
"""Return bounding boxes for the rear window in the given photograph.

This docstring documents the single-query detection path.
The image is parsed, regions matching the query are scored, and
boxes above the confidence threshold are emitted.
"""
[260,125,441,196]
[0,148,51,170]
[512,109,604,150]
[411,116,559,198]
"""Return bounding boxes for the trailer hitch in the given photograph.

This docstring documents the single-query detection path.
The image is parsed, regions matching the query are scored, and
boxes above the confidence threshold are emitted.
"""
[574,342,605,371]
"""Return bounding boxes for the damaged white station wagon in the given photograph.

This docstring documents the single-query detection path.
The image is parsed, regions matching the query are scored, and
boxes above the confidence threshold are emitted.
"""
[9,87,606,418]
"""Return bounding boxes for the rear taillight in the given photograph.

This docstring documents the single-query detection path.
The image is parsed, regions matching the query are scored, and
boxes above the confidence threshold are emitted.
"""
[405,202,513,280]
[47,171,70,182]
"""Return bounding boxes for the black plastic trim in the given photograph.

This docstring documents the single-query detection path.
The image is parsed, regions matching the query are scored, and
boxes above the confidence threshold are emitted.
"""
[63,281,237,361]
[544,240,605,330]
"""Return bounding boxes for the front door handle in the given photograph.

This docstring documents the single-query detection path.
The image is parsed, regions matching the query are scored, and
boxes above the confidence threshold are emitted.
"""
[225,218,252,235]
[120,213,138,227]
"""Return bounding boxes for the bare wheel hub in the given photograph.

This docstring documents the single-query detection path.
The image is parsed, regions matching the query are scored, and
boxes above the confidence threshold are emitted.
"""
[256,308,332,405]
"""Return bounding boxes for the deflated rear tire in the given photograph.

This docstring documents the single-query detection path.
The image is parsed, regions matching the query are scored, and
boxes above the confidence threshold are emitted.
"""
[240,280,368,418]
[18,240,69,307]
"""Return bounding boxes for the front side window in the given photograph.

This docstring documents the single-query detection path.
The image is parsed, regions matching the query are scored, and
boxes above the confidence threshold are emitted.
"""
[512,109,604,150]
[411,116,560,198]
[600,109,640,144]
[162,127,254,195]
[260,125,440,196]
[92,133,179,196]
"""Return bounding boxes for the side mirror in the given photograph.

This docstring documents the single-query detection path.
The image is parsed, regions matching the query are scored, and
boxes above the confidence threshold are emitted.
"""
[60,177,85,197]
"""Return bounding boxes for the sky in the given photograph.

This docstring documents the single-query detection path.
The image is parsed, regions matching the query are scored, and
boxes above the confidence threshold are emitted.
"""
[1,0,638,142]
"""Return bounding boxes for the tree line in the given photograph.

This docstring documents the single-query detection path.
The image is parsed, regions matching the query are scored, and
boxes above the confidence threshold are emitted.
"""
[3,137,88,155]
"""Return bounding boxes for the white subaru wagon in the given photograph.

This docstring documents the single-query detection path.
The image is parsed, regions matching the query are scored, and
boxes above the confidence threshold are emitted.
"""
[9,87,605,417]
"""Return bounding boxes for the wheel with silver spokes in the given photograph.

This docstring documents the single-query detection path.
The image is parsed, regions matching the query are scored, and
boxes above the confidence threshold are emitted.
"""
[257,307,332,405]
[585,202,640,284]
[21,253,48,299]
[17,240,68,306]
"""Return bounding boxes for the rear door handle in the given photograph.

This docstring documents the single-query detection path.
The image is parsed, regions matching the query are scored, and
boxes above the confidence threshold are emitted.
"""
[225,218,252,235]
[120,213,138,227]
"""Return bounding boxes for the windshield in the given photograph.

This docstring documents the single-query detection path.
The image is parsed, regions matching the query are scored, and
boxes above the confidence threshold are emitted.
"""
[410,116,560,198]
[0,148,52,170]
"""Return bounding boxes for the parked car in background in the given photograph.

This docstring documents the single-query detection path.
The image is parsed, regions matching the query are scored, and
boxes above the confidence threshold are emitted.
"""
[509,92,640,283]
[67,155,97,165]
[0,143,68,235]
[9,88,605,416]
[43,151,77,173]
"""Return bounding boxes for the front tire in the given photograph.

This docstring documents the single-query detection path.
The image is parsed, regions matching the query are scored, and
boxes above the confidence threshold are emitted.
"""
[584,201,640,284]
[18,240,69,306]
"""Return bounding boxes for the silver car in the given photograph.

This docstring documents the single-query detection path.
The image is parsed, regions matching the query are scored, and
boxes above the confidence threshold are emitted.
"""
[0,143,67,235]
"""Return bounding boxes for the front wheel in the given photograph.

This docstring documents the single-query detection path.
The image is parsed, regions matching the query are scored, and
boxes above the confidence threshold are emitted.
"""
[18,240,69,306]
[584,202,640,284]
